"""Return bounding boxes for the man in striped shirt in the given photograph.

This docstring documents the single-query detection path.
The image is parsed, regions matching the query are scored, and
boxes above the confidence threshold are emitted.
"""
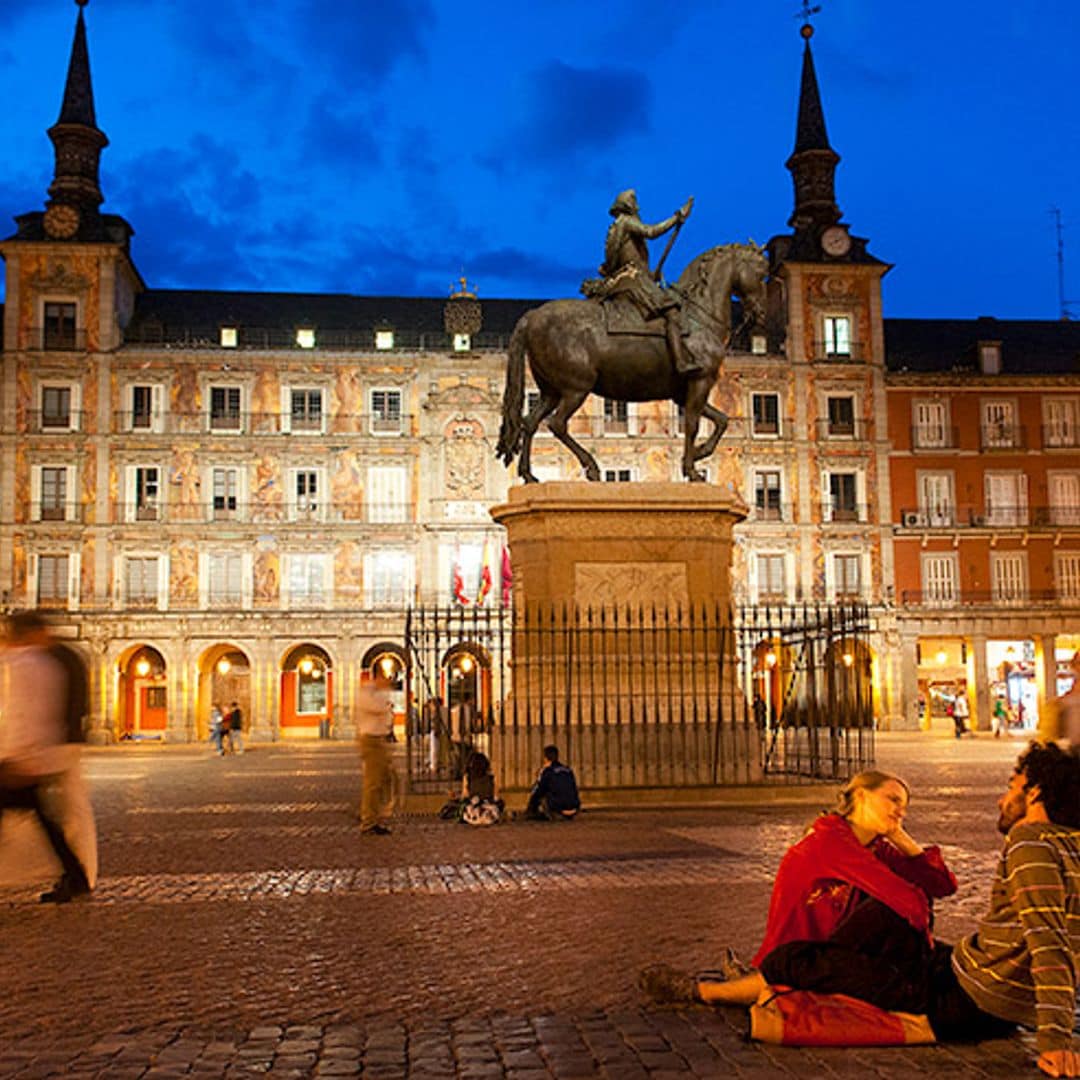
[951,742,1080,1076]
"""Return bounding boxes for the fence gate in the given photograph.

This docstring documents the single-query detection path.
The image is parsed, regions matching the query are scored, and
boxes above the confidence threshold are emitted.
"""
[404,603,874,793]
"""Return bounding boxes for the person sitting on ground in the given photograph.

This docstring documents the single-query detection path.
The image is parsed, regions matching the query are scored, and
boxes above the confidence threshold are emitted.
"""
[523,744,581,820]
[643,744,1080,1077]
[460,750,505,826]
[640,769,955,1003]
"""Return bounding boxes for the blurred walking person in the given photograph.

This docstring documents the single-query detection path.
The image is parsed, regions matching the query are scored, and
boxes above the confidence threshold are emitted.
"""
[0,611,94,903]
[225,700,244,754]
[356,672,397,835]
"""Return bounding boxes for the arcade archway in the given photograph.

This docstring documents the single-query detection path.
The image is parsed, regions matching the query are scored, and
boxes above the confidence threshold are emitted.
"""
[118,644,167,740]
[280,643,333,738]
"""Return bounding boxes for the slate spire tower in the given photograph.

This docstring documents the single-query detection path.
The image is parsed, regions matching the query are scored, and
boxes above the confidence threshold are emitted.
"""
[43,0,109,240]
[786,23,841,232]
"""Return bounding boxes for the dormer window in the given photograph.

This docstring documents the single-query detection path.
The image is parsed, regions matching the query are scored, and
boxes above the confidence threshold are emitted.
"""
[43,302,77,350]
[979,342,1001,375]
[375,329,394,351]
[453,333,471,352]
[751,334,767,355]
[220,326,238,348]
[296,327,316,349]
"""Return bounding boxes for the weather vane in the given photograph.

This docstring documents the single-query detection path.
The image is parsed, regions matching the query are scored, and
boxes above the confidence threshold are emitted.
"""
[796,0,821,36]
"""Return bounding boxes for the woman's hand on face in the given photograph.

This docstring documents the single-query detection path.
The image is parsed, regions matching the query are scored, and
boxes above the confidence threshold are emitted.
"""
[884,825,924,857]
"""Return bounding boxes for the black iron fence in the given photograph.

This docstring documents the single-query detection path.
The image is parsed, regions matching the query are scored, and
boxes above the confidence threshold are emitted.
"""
[403,602,873,794]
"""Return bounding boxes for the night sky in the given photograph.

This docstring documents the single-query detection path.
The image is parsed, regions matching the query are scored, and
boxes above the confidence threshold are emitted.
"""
[1,0,1077,320]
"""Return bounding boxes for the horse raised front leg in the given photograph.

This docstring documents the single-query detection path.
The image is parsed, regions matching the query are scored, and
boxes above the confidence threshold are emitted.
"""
[547,390,601,481]
[518,391,558,483]
[692,402,729,462]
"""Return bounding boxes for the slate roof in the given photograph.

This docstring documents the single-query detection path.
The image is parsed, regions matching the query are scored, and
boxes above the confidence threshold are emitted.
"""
[124,288,544,349]
[884,317,1080,375]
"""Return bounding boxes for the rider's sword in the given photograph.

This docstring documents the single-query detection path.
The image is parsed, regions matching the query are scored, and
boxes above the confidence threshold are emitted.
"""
[653,217,684,282]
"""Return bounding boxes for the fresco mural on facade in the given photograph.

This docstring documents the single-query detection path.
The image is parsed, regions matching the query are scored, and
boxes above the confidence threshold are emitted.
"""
[254,549,280,605]
[335,541,363,604]
[252,455,283,520]
[331,370,362,433]
[331,451,365,520]
[170,543,198,605]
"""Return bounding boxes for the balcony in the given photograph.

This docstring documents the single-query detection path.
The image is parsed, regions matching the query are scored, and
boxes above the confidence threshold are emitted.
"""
[1032,506,1080,528]
[27,410,85,434]
[816,418,868,440]
[111,501,415,525]
[821,504,867,524]
[979,424,1026,451]
[900,589,1065,608]
[109,411,415,436]
[25,327,87,352]
[910,425,960,450]
[812,341,865,363]
[1042,425,1080,449]
[898,507,959,528]
[30,503,84,523]
[751,502,794,523]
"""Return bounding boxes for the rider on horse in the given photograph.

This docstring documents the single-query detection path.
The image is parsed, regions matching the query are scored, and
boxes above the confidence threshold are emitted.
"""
[586,189,702,377]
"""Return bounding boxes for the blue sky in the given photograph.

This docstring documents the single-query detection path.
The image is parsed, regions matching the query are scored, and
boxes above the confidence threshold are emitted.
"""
[1,0,1078,319]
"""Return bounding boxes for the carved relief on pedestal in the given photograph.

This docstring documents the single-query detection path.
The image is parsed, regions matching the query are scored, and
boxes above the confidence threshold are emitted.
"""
[574,562,689,609]
[444,418,485,499]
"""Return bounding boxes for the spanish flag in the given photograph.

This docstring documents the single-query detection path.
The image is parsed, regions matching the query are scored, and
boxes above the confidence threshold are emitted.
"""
[452,555,470,606]
[476,539,493,606]
[501,545,513,604]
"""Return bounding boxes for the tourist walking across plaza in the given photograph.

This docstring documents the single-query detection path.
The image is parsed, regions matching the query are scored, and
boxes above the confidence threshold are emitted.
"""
[0,611,95,904]
[355,673,397,835]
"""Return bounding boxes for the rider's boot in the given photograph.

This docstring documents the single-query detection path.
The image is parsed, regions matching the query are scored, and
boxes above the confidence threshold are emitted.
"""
[665,315,703,376]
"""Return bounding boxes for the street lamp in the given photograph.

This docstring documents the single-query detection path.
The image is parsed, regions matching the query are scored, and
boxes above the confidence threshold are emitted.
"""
[217,657,231,675]
[764,649,777,733]
[135,657,150,678]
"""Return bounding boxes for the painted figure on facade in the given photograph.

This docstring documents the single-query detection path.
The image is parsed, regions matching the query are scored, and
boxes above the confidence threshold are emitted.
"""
[497,191,768,483]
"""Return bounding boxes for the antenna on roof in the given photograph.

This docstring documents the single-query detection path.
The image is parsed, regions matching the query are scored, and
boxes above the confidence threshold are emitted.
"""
[1051,207,1076,320]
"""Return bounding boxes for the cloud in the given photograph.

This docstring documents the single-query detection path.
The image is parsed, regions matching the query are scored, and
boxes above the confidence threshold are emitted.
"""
[298,94,383,173]
[491,61,652,168]
[467,246,582,297]
[291,0,434,84]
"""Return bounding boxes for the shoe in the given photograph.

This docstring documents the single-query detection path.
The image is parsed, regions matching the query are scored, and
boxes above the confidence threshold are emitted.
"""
[39,876,90,905]
[362,824,391,835]
[712,946,751,980]
[638,963,698,1005]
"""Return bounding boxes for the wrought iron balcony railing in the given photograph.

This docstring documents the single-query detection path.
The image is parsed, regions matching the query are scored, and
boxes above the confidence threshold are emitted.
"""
[24,327,87,351]
[27,410,86,433]
[910,425,960,450]
[979,424,1026,451]
[816,418,868,440]
[110,501,414,525]
[109,411,413,437]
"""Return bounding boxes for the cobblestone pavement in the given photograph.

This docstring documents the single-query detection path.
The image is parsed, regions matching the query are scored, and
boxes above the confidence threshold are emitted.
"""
[0,732,1060,1077]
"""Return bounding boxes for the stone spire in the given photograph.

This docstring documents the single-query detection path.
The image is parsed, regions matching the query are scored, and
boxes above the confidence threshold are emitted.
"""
[46,0,109,216]
[785,24,841,231]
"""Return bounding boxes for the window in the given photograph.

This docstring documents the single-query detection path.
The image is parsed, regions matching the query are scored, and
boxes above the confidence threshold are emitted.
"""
[985,472,1027,527]
[603,468,634,482]
[296,664,327,714]
[209,386,242,431]
[453,333,471,352]
[603,399,629,435]
[913,400,949,448]
[125,556,160,608]
[368,465,408,523]
[826,396,855,437]
[981,400,1017,449]
[207,553,244,607]
[832,554,862,600]
[129,384,163,432]
[823,315,851,357]
[287,554,328,607]
[295,327,316,349]
[917,472,955,527]
[991,552,1026,604]
[751,334,767,355]
[754,470,782,520]
[374,330,394,350]
[1045,399,1079,448]
[36,554,71,607]
[370,388,403,435]
[1049,473,1080,526]
[130,467,161,522]
[366,550,413,607]
[921,554,958,606]
[38,466,69,522]
[292,470,320,521]
[288,389,323,433]
[751,393,780,437]
[212,467,240,520]
[827,472,859,522]
[979,343,1001,375]
[755,553,786,603]
[1055,553,1080,601]
[220,326,238,348]
[43,302,77,350]
[41,385,73,430]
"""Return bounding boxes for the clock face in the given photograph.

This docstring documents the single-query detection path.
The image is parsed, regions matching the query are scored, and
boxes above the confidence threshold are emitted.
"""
[821,226,851,257]
[43,204,80,239]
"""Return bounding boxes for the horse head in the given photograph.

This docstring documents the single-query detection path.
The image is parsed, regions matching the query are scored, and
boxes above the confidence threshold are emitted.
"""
[676,242,769,340]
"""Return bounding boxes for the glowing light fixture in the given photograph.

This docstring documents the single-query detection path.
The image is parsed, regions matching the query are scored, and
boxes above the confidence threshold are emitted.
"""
[217,657,231,675]
[459,654,475,674]
[765,650,777,669]
[842,652,854,668]
[299,657,314,675]
[936,649,948,665]
[379,655,397,678]
[135,657,151,677]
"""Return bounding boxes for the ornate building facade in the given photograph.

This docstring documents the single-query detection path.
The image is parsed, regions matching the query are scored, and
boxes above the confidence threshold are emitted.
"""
[2,9,1076,743]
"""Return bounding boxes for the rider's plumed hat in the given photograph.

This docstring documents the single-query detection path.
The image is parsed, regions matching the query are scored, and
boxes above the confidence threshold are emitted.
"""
[609,189,639,217]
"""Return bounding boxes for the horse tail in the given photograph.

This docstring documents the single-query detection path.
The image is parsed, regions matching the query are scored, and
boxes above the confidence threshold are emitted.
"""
[496,315,529,464]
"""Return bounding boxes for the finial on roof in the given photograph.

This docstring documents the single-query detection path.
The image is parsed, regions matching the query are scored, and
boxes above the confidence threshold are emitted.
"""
[76,0,90,8]
[450,274,477,299]
[797,1,820,36]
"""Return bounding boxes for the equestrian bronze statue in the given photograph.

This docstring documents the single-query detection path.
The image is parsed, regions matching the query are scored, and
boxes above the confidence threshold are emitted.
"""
[497,191,768,482]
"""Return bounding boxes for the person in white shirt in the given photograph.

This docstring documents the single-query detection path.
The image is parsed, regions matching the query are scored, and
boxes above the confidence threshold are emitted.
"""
[355,673,396,835]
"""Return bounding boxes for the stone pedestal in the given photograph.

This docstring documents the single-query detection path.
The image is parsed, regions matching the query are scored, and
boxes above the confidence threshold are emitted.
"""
[489,482,758,786]
[490,482,746,612]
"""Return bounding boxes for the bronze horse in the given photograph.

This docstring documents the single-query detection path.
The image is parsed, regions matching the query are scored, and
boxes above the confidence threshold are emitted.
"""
[496,242,768,482]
